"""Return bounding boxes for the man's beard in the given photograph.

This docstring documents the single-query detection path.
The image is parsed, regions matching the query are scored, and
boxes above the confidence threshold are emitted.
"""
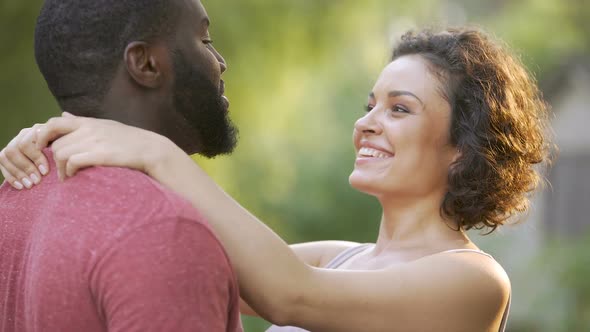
[171,52,238,157]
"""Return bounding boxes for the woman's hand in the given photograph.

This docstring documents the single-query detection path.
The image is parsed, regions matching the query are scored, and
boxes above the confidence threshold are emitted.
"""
[0,124,49,189]
[0,113,176,187]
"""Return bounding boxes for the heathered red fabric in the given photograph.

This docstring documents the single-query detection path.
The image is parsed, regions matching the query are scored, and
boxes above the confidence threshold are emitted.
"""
[0,150,243,332]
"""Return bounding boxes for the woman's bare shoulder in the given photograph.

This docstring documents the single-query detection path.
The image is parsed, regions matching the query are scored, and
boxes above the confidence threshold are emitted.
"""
[282,248,510,331]
[421,249,511,288]
[404,249,511,327]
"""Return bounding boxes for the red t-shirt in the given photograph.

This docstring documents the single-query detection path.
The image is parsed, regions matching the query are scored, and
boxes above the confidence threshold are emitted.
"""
[0,150,243,332]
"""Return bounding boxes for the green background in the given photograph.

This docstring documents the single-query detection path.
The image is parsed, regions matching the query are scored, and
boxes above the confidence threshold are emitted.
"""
[1,0,589,330]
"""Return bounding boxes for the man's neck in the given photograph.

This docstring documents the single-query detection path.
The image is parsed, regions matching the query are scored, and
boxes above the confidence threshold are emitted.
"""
[100,82,202,155]
[99,74,171,134]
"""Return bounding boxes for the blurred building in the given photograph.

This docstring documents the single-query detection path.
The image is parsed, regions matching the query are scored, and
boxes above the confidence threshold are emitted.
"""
[542,55,590,237]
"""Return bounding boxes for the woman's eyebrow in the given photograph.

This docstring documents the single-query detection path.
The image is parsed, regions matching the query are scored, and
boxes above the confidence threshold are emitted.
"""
[369,91,424,105]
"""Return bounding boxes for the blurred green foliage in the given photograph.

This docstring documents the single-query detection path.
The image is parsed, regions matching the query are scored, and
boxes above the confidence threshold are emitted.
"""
[1,0,589,331]
[545,233,590,331]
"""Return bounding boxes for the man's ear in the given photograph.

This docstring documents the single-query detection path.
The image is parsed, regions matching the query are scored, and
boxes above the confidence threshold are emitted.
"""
[124,41,166,89]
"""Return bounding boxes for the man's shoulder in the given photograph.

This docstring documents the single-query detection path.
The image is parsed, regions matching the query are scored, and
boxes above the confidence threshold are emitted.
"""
[40,148,180,205]
[59,165,208,229]
[69,165,168,197]
[78,165,185,201]
[45,166,223,258]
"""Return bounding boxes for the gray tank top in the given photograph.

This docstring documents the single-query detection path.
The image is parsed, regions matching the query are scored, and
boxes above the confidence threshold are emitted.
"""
[266,245,511,332]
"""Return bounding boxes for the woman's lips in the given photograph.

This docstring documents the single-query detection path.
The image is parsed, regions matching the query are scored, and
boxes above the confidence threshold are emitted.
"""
[355,146,394,166]
[355,155,394,166]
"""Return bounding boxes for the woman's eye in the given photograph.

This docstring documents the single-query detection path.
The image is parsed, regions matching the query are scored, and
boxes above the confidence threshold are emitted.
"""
[391,105,409,114]
[365,104,409,114]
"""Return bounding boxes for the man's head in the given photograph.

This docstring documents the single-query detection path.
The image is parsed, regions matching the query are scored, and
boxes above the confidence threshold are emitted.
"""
[34,0,238,157]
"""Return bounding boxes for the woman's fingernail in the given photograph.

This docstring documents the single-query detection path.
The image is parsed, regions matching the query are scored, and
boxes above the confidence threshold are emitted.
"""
[22,178,33,189]
[39,165,48,175]
[30,174,40,184]
[13,181,24,190]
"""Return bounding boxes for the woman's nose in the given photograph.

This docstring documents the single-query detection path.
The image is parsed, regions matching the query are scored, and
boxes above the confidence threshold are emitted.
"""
[354,109,382,135]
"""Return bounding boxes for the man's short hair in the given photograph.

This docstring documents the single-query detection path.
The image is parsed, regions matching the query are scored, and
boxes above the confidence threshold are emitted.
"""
[35,0,182,115]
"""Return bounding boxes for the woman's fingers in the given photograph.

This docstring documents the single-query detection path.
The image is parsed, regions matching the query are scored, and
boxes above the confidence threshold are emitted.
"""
[0,150,34,189]
[36,117,82,150]
[65,151,104,178]
[19,124,50,177]
[0,126,43,188]
[0,115,95,187]
[2,147,41,186]
[0,163,24,190]
[52,132,98,180]
[7,115,160,183]
[53,142,82,181]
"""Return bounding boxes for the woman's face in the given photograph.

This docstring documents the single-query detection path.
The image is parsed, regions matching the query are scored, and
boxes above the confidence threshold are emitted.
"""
[349,55,459,200]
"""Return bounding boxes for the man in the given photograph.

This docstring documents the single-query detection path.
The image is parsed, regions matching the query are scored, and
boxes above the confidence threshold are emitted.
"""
[0,0,243,331]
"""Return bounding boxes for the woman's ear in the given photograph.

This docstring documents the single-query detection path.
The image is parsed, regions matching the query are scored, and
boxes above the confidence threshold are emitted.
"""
[124,41,166,89]
[446,146,462,171]
[451,148,462,164]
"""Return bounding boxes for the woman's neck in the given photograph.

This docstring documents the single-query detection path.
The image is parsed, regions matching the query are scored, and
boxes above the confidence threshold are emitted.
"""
[372,191,471,255]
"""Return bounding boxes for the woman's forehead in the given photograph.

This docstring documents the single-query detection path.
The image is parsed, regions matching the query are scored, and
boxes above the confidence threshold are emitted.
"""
[372,55,441,100]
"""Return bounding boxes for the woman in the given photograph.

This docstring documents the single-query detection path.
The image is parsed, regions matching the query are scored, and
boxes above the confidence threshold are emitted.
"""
[0,27,551,331]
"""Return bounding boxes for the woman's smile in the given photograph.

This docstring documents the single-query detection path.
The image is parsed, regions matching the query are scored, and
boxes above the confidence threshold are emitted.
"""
[355,145,395,166]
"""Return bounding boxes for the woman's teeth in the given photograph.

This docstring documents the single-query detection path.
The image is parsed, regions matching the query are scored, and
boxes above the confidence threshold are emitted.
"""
[359,147,391,159]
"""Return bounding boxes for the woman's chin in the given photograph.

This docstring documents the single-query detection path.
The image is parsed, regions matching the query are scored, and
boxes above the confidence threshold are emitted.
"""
[349,173,381,195]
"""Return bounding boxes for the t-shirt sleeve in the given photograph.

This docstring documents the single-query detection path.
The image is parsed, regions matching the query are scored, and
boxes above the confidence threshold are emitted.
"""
[88,217,237,332]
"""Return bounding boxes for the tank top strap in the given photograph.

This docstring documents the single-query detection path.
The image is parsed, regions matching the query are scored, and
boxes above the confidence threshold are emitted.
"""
[323,243,374,269]
[438,248,493,259]
[498,294,511,332]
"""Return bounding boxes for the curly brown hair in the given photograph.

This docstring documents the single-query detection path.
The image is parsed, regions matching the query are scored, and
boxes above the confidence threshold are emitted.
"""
[392,27,553,232]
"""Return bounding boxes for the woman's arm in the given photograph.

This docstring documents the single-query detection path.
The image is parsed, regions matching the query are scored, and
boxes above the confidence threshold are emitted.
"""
[0,116,511,331]
[240,241,360,317]
[148,144,311,323]
[148,134,511,331]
